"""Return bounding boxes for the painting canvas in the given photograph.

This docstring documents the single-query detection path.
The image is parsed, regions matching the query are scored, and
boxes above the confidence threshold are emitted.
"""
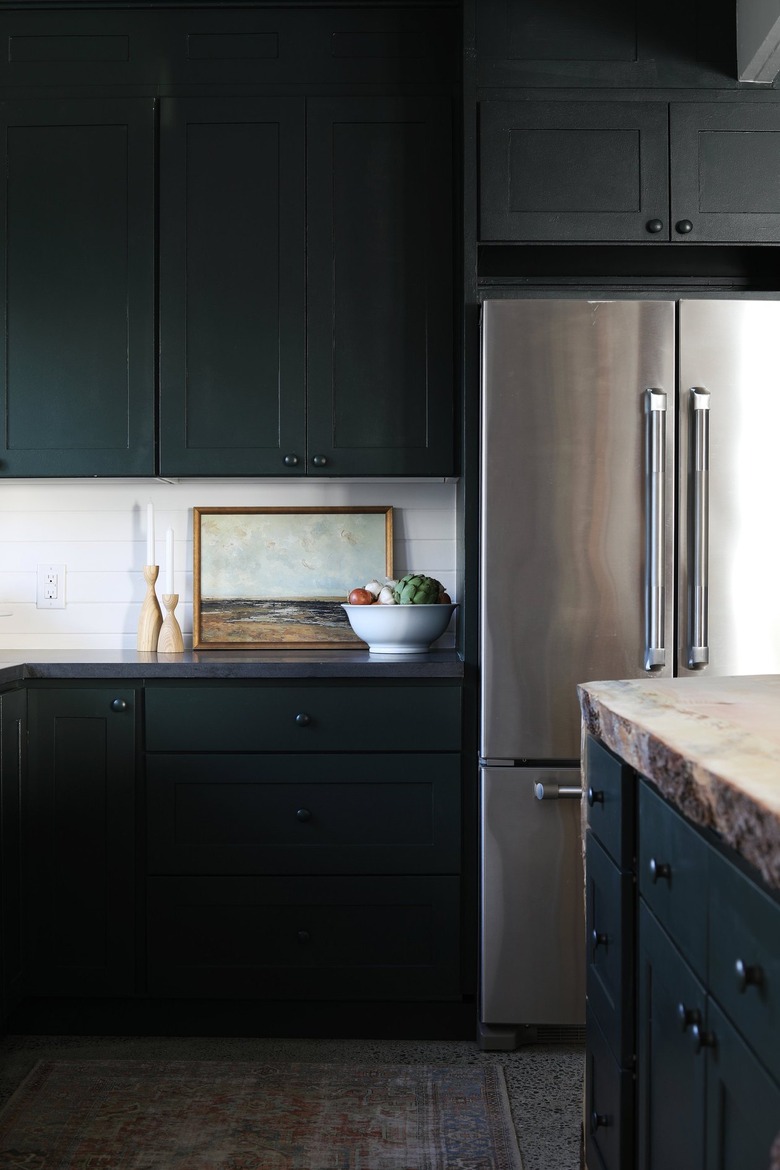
[193,506,393,649]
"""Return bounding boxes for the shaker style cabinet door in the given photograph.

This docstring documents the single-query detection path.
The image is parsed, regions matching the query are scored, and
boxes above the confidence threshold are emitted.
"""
[479,101,669,242]
[306,96,454,476]
[670,103,780,243]
[0,99,155,476]
[158,97,306,477]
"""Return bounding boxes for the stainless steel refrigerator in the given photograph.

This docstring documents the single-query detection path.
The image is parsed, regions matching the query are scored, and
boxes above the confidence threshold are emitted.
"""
[478,297,780,1048]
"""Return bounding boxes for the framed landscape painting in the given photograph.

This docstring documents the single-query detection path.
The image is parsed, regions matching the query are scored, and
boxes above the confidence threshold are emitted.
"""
[193,506,393,649]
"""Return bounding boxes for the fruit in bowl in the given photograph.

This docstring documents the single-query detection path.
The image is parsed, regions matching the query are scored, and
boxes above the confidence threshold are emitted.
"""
[342,573,456,653]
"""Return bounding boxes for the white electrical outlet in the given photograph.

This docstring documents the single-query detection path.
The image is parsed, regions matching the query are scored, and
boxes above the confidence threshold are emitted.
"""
[37,563,66,609]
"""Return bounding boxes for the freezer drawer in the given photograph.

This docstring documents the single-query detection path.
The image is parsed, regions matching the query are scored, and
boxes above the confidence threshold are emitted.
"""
[480,765,586,1027]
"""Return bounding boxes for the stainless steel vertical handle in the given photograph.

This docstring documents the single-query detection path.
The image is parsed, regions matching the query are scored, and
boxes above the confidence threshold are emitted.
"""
[688,388,710,668]
[644,389,667,670]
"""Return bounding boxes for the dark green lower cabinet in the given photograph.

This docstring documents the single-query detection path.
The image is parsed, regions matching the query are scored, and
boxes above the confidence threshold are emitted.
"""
[147,875,461,1000]
[25,687,137,997]
[0,688,26,1033]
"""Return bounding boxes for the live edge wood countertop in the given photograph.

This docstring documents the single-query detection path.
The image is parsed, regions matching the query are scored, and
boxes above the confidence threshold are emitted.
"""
[578,675,780,891]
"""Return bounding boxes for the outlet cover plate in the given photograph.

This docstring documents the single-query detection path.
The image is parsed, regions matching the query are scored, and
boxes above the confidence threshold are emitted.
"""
[37,563,66,609]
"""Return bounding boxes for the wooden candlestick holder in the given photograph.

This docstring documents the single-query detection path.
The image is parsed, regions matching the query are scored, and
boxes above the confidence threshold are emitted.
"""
[137,565,163,652]
[158,593,184,654]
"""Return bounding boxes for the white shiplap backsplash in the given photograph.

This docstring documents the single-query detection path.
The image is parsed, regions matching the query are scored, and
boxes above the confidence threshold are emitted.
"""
[0,480,458,649]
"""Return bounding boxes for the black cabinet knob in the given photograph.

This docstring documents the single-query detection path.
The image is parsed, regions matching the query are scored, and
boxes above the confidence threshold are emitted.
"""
[591,928,608,950]
[677,1003,701,1031]
[282,454,299,467]
[297,930,311,944]
[296,807,312,823]
[590,1111,609,1132]
[675,219,693,234]
[735,958,764,992]
[294,712,311,727]
[646,218,664,234]
[110,698,128,712]
[691,1023,716,1054]
[311,455,328,467]
[649,857,671,883]
[587,787,603,808]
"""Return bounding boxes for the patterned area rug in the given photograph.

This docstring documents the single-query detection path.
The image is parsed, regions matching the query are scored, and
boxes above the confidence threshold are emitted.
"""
[0,1059,523,1169]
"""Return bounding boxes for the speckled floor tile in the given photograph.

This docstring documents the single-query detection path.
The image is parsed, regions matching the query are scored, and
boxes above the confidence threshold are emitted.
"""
[0,1034,584,1170]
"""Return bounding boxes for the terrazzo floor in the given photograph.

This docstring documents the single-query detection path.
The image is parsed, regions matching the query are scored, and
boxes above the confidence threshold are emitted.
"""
[0,1033,584,1169]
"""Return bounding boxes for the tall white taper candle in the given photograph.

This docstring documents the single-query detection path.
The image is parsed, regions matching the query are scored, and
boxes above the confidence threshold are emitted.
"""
[165,527,174,594]
[147,501,155,566]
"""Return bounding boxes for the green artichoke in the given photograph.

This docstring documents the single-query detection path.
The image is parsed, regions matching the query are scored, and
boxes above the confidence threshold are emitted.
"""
[393,573,443,605]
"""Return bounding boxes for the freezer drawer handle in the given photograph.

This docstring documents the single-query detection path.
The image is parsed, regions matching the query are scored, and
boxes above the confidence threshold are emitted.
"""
[688,388,710,668]
[644,388,667,670]
[534,781,583,801]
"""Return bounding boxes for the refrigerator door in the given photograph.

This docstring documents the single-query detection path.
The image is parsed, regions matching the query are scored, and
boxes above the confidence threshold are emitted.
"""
[678,300,780,676]
[480,765,585,1029]
[480,299,676,761]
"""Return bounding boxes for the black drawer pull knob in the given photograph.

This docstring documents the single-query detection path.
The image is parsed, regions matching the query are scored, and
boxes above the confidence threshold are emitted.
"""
[282,454,300,467]
[294,712,311,727]
[675,219,693,234]
[691,1023,716,1054]
[587,787,604,807]
[646,218,664,234]
[736,959,764,992]
[297,930,311,944]
[311,455,328,467]
[677,1003,701,1031]
[591,928,608,950]
[110,698,128,712]
[296,808,312,823]
[590,1111,609,1132]
[649,857,671,883]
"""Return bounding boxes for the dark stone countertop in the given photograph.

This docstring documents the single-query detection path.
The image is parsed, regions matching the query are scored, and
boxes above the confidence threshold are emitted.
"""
[0,649,464,686]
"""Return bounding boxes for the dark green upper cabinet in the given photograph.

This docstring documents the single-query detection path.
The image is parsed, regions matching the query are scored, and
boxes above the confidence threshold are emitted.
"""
[160,94,454,478]
[0,99,155,476]
[306,97,454,477]
[158,97,306,478]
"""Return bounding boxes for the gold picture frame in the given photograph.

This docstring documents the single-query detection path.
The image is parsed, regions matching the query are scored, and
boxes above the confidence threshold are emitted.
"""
[193,505,393,650]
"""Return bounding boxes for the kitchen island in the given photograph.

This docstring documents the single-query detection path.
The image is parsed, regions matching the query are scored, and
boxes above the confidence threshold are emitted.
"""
[578,674,780,1170]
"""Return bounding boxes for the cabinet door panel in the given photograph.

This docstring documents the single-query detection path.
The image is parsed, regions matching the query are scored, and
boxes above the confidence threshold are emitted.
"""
[147,752,460,876]
[586,1006,634,1170]
[25,688,137,996]
[585,735,635,868]
[0,99,154,475]
[586,832,634,1067]
[480,101,669,242]
[0,688,25,1031]
[671,104,780,243]
[638,780,709,979]
[159,97,305,476]
[705,1001,780,1170]
[307,96,453,475]
[637,902,706,1170]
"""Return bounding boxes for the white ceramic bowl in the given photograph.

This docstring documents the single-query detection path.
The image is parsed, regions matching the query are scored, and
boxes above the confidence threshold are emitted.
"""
[341,602,457,654]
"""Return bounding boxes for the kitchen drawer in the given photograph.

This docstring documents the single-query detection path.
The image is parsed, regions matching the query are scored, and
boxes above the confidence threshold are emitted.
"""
[586,830,635,1067]
[586,1005,634,1170]
[585,736,635,869]
[147,752,461,876]
[638,780,709,980]
[708,849,780,1084]
[145,684,461,753]
[147,874,461,1000]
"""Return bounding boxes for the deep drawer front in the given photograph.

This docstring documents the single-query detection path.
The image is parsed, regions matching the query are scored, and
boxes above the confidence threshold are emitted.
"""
[147,874,461,1000]
[145,684,461,753]
[586,1006,634,1170]
[586,831,635,1068]
[708,849,780,1084]
[585,736,635,869]
[637,780,709,980]
[147,752,461,876]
